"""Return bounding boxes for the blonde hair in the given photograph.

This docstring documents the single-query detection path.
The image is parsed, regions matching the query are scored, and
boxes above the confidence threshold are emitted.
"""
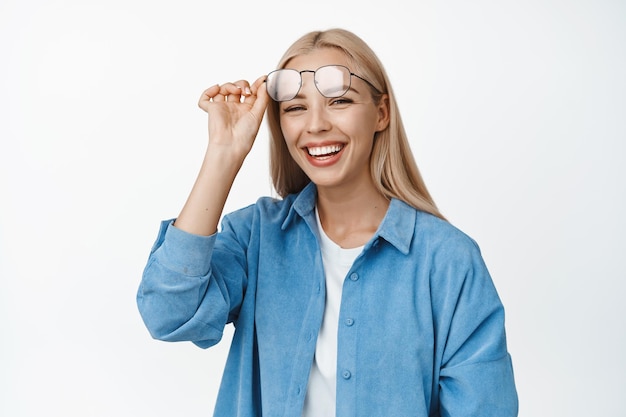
[267,28,445,220]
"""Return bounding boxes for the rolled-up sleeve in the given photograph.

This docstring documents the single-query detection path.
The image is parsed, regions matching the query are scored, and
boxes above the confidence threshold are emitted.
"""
[435,238,518,416]
[136,219,244,349]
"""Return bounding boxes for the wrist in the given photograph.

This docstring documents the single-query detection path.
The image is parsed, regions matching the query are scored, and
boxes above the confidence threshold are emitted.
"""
[205,142,247,171]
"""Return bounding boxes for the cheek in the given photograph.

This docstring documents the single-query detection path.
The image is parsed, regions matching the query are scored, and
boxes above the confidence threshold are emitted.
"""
[279,118,299,147]
[337,106,377,129]
[364,109,384,136]
[340,112,377,139]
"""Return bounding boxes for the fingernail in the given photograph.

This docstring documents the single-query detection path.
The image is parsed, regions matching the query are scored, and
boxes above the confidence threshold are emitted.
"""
[244,87,251,95]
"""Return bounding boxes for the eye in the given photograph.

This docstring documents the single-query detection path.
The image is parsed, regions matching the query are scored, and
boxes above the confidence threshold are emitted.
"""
[282,104,306,113]
[330,97,353,106]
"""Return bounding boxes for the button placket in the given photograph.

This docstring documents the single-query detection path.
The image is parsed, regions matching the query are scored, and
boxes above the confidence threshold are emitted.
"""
[336,266,362,414]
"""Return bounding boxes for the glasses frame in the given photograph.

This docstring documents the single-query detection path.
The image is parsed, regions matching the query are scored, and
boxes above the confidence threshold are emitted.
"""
[265,64,381,102]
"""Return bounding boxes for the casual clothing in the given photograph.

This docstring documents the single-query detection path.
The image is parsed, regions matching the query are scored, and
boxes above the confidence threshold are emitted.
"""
[137,182,518,417]
[302,207,363,417]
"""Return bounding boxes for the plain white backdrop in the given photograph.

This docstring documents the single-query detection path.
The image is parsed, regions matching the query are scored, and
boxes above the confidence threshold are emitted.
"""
[1,0,624,416]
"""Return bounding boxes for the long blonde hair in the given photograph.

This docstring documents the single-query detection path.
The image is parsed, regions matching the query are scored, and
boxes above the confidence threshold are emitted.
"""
[267,28,445,220]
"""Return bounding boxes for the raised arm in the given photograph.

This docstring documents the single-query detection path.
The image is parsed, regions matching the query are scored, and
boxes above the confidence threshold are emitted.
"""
[137,76,269,346]
[174,76,269,236]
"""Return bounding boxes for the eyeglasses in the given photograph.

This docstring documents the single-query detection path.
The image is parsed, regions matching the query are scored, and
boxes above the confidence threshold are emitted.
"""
[265,64,380,102]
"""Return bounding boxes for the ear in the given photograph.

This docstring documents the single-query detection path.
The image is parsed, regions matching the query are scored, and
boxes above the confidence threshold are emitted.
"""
[375,94,390,132]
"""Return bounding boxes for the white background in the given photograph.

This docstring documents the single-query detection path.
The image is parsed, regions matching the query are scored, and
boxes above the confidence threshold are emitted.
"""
[1,0,624,416]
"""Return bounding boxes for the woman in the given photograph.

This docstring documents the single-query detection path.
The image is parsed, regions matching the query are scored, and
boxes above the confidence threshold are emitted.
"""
[137,28,518,416]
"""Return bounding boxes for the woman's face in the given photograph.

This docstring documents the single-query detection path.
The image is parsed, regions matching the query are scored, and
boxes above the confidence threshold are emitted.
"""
[278,48,389,193]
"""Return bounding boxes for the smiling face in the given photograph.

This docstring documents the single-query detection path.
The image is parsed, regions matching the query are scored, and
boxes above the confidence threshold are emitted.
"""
[278,48,389,194]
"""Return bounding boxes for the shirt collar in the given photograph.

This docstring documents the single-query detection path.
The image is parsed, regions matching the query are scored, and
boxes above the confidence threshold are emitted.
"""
[281,182,416,255]
[281,182,317,231]
[375,198,415,255]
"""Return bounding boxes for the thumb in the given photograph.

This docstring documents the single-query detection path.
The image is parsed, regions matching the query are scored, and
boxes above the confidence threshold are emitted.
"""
[248,76,270,122]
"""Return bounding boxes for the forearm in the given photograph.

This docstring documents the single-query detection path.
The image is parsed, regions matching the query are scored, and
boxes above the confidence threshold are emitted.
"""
[174,144,245,236]
[174,77,268,236]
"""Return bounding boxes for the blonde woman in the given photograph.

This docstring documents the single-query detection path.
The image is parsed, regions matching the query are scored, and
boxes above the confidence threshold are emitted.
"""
[138,28,518,417]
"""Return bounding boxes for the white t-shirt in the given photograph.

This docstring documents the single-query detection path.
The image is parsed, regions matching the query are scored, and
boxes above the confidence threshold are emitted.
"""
[301,208,363,417]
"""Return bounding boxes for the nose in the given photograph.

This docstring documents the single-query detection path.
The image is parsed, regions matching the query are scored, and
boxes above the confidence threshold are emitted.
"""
[299,74,332,133]
[296,72,332,133]
[305,102,332,134]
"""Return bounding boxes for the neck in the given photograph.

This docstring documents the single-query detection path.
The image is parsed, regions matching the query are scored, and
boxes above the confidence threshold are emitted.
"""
[316,181,389,248]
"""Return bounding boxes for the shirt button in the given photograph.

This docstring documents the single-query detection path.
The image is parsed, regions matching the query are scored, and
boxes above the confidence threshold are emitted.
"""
[345,318,354,326]
[349,273,359,281]
[342,370,352,379]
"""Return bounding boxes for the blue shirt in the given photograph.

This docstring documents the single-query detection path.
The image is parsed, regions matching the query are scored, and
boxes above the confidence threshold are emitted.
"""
[137,183,518,417]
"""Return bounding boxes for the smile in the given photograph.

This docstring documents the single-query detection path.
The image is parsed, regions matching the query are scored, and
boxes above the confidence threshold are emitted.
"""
[306,144,344,158]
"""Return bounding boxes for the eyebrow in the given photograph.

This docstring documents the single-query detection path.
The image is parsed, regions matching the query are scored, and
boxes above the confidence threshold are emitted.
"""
[291,85,362,101]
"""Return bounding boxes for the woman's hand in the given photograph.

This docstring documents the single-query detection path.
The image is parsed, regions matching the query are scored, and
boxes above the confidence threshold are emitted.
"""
[172,76,269,236]
[198,76,269,160]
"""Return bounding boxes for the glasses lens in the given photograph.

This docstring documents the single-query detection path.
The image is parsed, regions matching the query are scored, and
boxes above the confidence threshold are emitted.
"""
[266,69,301,102]
[315,65,351,98]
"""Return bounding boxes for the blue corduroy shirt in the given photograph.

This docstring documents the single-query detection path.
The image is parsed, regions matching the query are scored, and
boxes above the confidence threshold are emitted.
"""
[137,183,518,417]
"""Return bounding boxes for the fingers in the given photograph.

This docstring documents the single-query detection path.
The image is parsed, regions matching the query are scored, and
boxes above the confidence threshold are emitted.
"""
[213,81,244,103]
[214,81,252,102]
[231,80,252,103]
[198,84,220,111]
[198,76,268,116]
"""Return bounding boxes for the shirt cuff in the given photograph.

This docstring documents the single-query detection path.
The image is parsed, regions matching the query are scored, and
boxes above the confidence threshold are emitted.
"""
[153,219,217,277]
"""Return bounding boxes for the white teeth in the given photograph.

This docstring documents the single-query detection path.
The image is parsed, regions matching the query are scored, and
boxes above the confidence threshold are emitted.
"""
[307,145,343,156]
